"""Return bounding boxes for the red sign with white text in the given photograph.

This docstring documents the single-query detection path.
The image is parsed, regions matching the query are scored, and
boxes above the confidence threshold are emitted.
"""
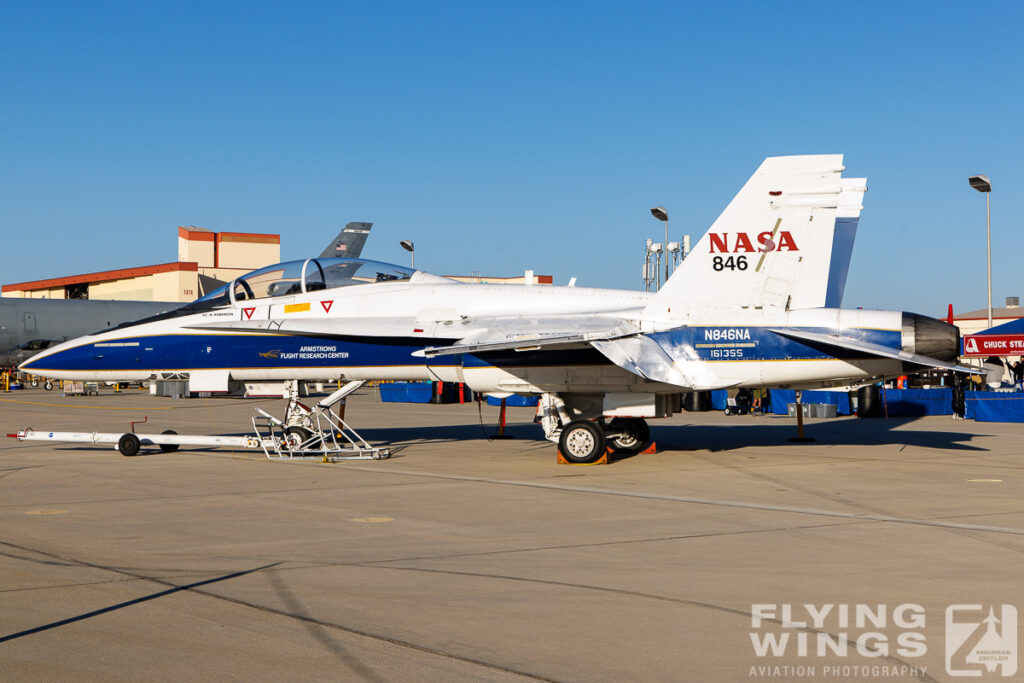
[962,334,1024,357]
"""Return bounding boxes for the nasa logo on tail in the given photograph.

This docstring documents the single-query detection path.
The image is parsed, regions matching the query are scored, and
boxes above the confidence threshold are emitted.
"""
[708,231,798,254]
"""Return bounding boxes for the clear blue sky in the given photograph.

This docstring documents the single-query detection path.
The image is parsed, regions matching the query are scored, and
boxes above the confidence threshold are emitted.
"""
[2,1,1020,316]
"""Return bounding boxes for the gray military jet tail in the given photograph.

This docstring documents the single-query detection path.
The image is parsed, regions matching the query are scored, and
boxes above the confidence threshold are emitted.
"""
[320,222,372,259]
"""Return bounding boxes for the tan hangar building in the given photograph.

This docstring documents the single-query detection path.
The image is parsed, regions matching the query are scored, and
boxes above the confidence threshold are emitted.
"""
[2,227,280,303]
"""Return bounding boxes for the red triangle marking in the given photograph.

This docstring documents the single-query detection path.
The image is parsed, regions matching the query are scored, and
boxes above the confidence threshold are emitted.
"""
[321,300,333,313]
[243,308,255,320]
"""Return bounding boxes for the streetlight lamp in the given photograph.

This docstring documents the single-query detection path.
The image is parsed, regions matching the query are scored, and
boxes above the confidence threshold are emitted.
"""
[651,206,669,284]
[969,175,992,328]
[399,240,415,269]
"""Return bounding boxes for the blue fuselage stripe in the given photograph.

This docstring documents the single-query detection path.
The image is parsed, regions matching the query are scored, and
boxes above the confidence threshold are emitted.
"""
[26,326,903,373]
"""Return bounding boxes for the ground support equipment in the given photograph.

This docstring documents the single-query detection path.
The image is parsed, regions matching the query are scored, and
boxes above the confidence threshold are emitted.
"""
[8,381,389,461]
[252,380,389,462]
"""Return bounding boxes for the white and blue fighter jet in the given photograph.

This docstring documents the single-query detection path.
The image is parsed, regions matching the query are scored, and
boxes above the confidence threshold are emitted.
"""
[22,155,965,462]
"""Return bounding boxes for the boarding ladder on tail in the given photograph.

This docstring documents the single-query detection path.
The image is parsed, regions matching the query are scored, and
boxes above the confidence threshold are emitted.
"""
[252,380,390,462]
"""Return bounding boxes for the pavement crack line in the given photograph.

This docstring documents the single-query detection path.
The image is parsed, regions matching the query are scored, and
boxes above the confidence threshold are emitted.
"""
[686,453,1024,556]
[0,539,553,682]
[0,480,432,511]
[271,562,939,683]
[329,465,1024,536]
[0,576,145,595]
[352,520,860,565]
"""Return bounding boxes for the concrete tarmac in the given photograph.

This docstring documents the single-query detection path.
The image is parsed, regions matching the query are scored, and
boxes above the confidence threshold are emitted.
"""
[1,387,1022,681]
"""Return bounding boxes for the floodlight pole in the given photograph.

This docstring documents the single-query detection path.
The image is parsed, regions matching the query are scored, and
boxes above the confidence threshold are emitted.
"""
[986,190,992,328]
[969,175,993,328]
[650,206,669,286]
[400,240,415,269]
[664,219,668,282]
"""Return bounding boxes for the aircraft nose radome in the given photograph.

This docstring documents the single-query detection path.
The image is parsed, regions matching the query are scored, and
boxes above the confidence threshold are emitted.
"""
[901,312,959,362]
[17,339,67,373]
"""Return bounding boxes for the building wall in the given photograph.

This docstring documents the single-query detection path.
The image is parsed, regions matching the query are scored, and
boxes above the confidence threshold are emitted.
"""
[89,277,154,301]
[216,233,280,269]
[154,270,200,301]
[178,227,215,267]
[2,287,63,299]
[3,227,280,303]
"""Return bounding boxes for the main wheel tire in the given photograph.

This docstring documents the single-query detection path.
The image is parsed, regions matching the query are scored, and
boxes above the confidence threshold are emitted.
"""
[159,429,179,453]
[118,433,141,457]
[30,378,39,387]
[608,417,650,453]
[558,420,607,464]
[44,380,53,391]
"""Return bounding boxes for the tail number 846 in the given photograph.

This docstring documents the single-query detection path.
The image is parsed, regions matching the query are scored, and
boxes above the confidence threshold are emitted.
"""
[712,255,748,271]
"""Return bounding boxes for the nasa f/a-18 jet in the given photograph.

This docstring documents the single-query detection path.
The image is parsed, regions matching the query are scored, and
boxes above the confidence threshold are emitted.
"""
[22,155,966,462]
[1,222,374,369]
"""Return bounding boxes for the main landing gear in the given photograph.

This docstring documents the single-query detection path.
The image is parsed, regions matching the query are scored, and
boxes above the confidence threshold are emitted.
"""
[556,417,651,464]
[538,393,655,464]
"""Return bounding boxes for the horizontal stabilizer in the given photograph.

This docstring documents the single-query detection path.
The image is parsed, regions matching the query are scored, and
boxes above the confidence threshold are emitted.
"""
[767,328,974,373]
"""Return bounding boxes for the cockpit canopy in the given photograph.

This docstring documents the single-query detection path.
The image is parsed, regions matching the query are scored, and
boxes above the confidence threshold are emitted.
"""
[195,258,417,308]
[99,259,419,332]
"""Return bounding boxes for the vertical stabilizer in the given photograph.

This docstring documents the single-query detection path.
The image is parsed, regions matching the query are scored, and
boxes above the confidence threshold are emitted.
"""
[822,177,866,307]
[320,222,373,259]
[643,155,866,319]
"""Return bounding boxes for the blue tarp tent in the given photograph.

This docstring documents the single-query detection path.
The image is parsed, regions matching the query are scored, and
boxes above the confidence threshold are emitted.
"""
[379,381,434,403]
[878,388,953,416]
[961,316,1024,356]
[710,390,728,410]
[972,317,1024,335]
[965,391,1024,422]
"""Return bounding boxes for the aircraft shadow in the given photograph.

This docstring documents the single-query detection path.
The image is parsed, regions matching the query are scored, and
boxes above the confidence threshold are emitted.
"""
[655,417,987,453]
[46,418,985,456]
[355,417,987,453]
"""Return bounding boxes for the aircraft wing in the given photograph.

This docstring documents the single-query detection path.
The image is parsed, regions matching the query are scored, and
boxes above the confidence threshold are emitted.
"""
[766,328,975,373]
[590,336,740,391]
[421,320,738,390]
[415,323,635,357]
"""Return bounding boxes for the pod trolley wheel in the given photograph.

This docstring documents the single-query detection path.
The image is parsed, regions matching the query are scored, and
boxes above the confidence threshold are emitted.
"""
[159,429,179,453]
[118,433,141,457]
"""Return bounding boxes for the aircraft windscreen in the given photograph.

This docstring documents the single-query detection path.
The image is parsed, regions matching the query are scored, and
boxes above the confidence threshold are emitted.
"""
[320,259,416,287]
[192,258,416,306]
[100,258,416,333]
